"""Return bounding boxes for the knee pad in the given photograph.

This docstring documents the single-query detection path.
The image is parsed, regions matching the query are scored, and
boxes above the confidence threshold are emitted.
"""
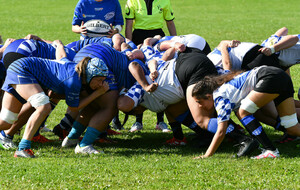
[0,107,18,124]
[240,97,259,114]
[280,113,298,128]
[27,92,50,109]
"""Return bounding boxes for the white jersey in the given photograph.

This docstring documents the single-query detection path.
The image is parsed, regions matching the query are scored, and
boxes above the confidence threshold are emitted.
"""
[171,34,207,51]
[207,42,257,70]
[213,66,261,123]
[125,58,184,113]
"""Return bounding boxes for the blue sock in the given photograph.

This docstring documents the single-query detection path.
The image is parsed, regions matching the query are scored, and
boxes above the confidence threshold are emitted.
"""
[1,130,14,140]
[0,130,7,138]
[207,118,218,133]
[68,121,86,139]
[18,139,31,151]
[207,118,235,134]
[79,127,101,147]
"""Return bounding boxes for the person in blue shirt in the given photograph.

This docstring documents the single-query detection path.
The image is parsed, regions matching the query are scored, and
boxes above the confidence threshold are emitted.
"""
[61,43,154,154]
[72,0,124,38]
[0,35,77,144]
[0,40,109,158]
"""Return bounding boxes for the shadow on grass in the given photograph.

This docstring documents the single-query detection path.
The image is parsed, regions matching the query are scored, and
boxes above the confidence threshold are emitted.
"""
[14,130,300,158]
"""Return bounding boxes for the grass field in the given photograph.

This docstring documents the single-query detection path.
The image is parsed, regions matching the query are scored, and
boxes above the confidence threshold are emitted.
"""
[1,0,300,189]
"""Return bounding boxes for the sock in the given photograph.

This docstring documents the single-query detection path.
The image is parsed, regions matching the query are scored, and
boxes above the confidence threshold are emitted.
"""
[156,112,164,124]
[80,127,101,147]
[68,121,86,139]
[136,113,143,124]
[241,115,276,151]
[274,117,286,132]
[0,130,7,138]
[113,114,121,125]
[169,121,184,140]
[18,139,31,151]
[188,122,206,135]
[60,113,75,131]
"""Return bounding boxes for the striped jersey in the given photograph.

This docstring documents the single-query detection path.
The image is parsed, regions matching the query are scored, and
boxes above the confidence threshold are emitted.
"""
[7,57,81,107]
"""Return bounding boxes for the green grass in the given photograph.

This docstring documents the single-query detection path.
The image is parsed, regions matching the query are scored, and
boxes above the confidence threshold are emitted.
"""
[1,0,300,189]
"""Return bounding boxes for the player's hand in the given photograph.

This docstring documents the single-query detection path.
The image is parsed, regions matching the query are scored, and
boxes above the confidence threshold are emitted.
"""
[94,81,109,96]
[3,38,15,48]
[80,21,87,35]
[150,71,158,81]
[52,40,64,48]
[258,47,272,56]
[126,51,134,60]
[174,42,186,52]
[24,34,43,41]
[228,40,240,47]
[144,83,158,92]
[193,155,208,159]
[108,24,118,38]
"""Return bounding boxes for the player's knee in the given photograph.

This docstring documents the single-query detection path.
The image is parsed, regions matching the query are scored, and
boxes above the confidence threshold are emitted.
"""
[27,92,50,109]
[117,96,134,112]
[280,113,298,129]
[240,97,259,115]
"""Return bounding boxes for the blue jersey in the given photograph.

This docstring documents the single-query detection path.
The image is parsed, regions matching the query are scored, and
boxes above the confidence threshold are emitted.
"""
[3,39,76,61]
[3,57,81,107]
[72,0,124,26]
[66,37,113,53]
[74,43,148,89]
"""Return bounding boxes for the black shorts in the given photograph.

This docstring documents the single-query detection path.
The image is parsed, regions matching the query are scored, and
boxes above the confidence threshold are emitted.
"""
[202,42,211,55]
[241,45,285,71]
[254,66,294,105]
[175,47,217,94]
[3,52,26,69]
[132,29,165,46]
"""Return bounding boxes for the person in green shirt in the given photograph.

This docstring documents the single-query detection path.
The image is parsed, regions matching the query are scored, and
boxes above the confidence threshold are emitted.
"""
[125,0,177,45]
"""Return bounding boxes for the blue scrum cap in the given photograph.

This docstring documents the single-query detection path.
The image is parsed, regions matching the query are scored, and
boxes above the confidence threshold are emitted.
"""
[86,57,109,84]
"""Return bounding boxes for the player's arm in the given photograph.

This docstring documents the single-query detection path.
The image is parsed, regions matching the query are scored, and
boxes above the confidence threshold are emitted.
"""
[72,21,87,35]
[259,35,298,56]
[202,121,228,158]
[129,61,158,92]
[24,34,52,43]
[274,27,288,37]
[148,59,158,81]
[158,41,186,52]
[68,82,109,112]
[217,40,240,71]
[166,20,177,36]
[53,40,67,60]
[125,19,133,41]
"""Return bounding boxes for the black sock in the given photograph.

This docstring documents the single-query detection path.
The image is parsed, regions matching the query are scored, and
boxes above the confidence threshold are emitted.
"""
[273,116,286,132]
[169,121,184,140]
[241,115,276,151]
[226,125,249,144]
[156,112,164,123]
[136,113,143,124]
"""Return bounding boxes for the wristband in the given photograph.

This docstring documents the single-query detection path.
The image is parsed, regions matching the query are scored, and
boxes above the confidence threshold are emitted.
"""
[269,46,275,54]
[114,25,122,33]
